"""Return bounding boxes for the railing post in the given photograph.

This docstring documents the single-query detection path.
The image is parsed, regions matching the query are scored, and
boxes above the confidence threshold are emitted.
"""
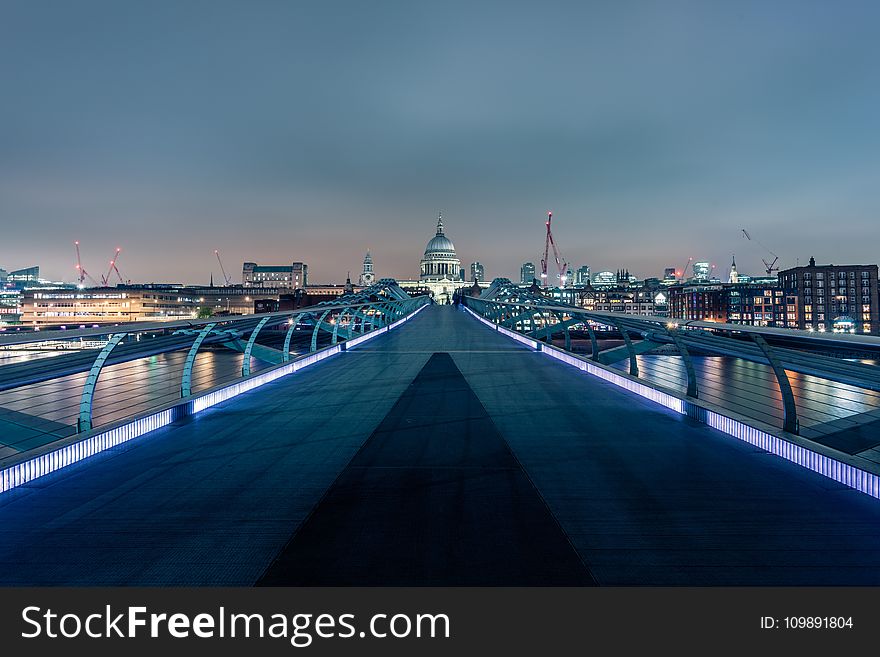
[78,333,127,433]
[380,301,396,325]
[333,306,353,344]
[282,313,305,362]
[585,322,600,361]
[752,334,799,434]
[667,328,698,398]
[181,323,217,397]
[615,321,639,377]
[242,316,271,377]
[311,309,333,352]
[354,304,372,333]
[561,313,571,351]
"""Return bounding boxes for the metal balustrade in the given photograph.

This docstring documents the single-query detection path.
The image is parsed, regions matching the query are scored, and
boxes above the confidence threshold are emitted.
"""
[461,296,880,437]
[0,292,430,492]
[460,295,880,499]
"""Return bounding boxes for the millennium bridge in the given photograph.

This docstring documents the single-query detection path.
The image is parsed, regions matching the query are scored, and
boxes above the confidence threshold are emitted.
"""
[1,279,879,585]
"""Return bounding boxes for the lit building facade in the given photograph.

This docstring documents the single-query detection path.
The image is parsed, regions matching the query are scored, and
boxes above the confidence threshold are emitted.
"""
[666,282,794,327]
[592,271,617,288]
[22,288,202,326]
[578,285,657,315]
[692,261,711,281]
[779,258,878,334]
[520,262,536,285]
[242,262,308,288]
[470,261,485,282]
[7,266,39,283]
[0,289,21,324]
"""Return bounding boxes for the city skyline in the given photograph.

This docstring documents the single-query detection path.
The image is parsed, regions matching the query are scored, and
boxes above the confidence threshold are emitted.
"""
[3,1,880,284]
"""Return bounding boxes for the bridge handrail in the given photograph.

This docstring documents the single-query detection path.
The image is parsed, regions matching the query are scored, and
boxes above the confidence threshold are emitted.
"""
[0,296,431,460]
[462,295,880,436]
[0,298,410,348]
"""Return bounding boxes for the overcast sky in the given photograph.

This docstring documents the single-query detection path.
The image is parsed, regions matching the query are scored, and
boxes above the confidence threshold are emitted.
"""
[1,0,879,285]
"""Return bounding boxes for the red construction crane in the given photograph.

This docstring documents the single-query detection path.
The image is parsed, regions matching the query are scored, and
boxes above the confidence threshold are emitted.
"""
[540,211,569,287]
[215,249,232,285]
[101,248,124,286]
[677,256,693,282]
[73,241,100,287]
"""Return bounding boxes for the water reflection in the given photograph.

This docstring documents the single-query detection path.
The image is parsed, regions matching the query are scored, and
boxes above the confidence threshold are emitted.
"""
[610,355,880,428]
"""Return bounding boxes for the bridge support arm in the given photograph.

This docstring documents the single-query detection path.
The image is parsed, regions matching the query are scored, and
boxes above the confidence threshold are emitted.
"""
[615,321,639,377]
[282,313,306,362]
[78,333,127,433]
[181,323,217,397]
[332,307,353,344]
[311,309,333,352]
[667,329,698,398]
[585,323,600,361]
[351,305,373,334]
[752,334,799,434]
[242,316,271,377]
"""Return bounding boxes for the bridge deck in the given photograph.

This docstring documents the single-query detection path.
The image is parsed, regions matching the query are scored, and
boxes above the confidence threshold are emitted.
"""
[1,305,879,585]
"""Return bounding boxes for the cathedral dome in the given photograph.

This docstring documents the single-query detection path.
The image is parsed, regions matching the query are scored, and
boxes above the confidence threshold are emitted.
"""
[419,212,461,282]
[423,214,455,255]
[425,232,455,254]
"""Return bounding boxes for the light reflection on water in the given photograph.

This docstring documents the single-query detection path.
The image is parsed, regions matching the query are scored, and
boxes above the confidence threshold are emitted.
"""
[2,342,878,454]
[610,354,880,428]
[0,350,276,440]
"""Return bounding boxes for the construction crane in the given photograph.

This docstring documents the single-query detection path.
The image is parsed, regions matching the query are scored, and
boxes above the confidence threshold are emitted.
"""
[215,250,232,286]
[101,248,124,286]
[677,256,693,282]
[742,229,779,276]
[540,211,569,287]
[73,241,100,287]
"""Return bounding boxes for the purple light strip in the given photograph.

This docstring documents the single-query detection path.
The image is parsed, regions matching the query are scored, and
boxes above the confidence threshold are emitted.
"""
[464,305,880,500]
[0,303,426,495]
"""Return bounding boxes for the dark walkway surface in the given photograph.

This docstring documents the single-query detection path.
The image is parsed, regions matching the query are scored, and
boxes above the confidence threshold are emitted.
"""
[1,305,880,585]
[258,353,594,586]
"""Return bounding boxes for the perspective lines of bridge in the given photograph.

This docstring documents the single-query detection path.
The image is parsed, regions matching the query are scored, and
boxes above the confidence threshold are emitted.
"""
[2,305,880,586]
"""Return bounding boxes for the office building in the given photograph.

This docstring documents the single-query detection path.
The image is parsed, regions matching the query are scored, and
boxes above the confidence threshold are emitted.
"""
[666,282,793,327]
[242,262,308,288]
[779,257,878,334]
[22,288,202,326]
[7,266,39,283]
[692,261,710,281]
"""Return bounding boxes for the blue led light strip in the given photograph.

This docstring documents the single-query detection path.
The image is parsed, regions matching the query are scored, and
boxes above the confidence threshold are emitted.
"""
[464,306,880,500]
[0,303,427,495]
